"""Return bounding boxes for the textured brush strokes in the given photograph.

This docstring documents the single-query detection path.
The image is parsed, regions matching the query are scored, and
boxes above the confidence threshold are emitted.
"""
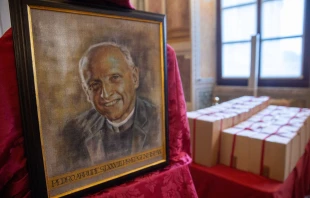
[30,8,163,184]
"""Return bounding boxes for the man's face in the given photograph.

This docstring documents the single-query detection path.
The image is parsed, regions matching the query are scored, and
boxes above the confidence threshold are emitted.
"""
[82,46,139,123]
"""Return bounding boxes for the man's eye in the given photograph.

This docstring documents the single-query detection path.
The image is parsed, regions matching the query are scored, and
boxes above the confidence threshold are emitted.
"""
[111,75,120,81]
[89,83,101,90]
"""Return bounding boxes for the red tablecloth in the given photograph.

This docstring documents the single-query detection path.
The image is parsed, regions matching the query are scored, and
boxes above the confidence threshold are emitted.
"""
[190,140,310,198]
[0,1,198,196]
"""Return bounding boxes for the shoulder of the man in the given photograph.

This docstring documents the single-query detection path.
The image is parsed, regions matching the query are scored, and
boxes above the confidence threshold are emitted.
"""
[136,97,158,119]
[62,108,105,137]
[136,97,157,115]
[135,97,159,129]
[135,97,161,149]
[58,109,103,174]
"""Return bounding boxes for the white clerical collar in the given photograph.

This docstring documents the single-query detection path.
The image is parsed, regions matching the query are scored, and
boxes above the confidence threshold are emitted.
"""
[106,107,135,128]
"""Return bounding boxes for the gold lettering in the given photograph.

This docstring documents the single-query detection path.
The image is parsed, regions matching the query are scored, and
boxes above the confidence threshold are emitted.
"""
[49,148,163,189]
[51,179,60,188]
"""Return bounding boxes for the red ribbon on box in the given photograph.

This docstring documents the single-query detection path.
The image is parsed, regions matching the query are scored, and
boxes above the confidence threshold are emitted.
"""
[229,107,281,168]
[259,108,302,176]
[217,119,224,164]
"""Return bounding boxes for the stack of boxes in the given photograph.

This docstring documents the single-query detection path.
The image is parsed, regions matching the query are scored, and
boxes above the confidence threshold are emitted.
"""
[187,96,310,182]
[187,96,269,167]
[221,105,310,181]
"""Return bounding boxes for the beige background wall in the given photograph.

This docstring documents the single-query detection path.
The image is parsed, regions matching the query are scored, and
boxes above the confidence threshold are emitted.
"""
[199,0,216,79]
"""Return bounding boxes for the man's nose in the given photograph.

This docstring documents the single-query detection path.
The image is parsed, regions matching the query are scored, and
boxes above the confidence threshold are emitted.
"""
[100,84,113,99]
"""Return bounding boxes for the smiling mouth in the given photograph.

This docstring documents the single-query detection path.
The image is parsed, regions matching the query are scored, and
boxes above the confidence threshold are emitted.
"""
[103,99,120,107]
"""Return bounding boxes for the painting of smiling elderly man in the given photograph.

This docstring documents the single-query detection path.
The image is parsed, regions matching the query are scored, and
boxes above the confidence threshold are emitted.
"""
[58,42,161,173]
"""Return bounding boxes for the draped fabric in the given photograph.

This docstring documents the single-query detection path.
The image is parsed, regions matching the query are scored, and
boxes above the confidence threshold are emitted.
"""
[0,28,30,198]
[0,1,196,196]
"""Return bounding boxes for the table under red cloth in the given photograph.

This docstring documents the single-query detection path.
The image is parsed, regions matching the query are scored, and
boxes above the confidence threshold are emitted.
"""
[0,1,198,196]
[190,140,310,198]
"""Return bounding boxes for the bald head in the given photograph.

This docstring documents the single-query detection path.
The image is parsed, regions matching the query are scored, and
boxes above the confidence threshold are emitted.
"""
[79,42,135,84]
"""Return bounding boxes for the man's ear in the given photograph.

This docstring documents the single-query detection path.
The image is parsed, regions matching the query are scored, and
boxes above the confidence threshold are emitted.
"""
[132,66,139,89]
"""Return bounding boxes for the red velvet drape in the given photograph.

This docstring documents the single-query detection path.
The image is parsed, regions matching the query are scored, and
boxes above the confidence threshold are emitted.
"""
[0,28,30,198]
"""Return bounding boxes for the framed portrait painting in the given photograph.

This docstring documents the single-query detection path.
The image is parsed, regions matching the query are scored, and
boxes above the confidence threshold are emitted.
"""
[9,0,168,197]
